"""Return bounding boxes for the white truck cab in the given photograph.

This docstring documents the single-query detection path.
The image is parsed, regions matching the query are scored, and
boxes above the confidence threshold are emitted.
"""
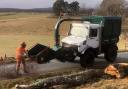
[62,22,101,54]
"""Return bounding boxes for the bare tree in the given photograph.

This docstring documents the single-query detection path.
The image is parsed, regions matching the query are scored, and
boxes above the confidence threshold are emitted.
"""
[98,0,127,16]
[53,0,80,16]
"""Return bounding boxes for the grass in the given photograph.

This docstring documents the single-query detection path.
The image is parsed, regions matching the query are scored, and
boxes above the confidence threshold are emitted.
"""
[0,12,56,35]
[0,12,72,57]
[0,35,54,57]
[0,12,55,57]
[0,12,50,20]
[117,34,126,50]
[78,78,128,89]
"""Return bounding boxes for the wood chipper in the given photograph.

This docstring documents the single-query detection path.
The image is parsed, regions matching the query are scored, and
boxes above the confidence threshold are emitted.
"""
[28,16,122,67]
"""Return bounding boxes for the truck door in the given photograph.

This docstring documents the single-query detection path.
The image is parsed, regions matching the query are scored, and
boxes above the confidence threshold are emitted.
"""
[87,28,99,48]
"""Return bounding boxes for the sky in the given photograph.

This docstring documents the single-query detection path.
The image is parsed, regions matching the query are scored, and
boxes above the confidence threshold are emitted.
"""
[0,0,103,9]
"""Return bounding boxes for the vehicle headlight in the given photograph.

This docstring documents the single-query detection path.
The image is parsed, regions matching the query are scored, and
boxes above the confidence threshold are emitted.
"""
[62,43,72,47]
[83,41,86,45]
[62,43,78,50]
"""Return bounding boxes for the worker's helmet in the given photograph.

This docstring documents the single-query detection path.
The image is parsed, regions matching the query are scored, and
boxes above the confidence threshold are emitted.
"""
[20,42,26,47]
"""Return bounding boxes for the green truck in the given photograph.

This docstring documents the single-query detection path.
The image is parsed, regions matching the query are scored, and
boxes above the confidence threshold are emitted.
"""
[28,16,122,67]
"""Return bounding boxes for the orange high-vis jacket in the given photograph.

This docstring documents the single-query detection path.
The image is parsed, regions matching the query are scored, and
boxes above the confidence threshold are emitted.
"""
[16,47,26,61]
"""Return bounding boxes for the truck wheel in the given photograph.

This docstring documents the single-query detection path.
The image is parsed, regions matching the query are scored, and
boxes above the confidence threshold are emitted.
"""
[80,50,95,68]
[105,46,117,63]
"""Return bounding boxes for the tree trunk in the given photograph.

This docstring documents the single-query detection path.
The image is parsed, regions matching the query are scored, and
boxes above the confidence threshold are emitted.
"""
[15,69,103,89]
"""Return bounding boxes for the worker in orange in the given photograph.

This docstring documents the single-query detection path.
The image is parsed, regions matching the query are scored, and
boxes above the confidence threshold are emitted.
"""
[15,42,28,75]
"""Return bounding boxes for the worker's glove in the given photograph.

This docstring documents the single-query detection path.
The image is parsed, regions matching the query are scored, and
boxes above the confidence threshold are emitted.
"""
[23,53,28,58]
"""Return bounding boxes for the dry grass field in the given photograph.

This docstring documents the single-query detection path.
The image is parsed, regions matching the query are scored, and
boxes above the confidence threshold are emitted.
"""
[0,13,55,57]
[0,12,73,57]
[0,13,56,35]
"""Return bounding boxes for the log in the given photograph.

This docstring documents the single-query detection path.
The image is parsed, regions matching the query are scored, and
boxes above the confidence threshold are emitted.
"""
[15,69,103,89]
[104,63,128,78]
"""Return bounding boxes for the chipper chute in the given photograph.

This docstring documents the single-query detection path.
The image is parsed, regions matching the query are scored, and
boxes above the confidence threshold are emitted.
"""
[27,44,55,64]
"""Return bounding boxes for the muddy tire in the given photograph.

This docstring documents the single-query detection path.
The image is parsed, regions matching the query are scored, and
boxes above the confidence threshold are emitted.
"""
[105,46,117,63]
[80,50,95,68]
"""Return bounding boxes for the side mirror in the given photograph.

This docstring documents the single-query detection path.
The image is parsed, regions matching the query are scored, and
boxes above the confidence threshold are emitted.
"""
[68,24,72,36]
[83,41,86,45]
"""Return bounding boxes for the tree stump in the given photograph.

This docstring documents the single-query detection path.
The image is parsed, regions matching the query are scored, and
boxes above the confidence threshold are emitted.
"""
[104,63,128,78]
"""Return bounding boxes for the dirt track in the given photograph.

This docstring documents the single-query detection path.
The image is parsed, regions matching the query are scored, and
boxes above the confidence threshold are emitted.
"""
[0,52,128,80]
[0,60,80,79]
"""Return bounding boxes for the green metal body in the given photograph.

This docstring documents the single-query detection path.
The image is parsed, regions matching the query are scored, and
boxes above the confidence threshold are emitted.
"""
[82,16,122,45]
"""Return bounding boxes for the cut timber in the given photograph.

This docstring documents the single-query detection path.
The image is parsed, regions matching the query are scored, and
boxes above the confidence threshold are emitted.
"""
[15,69,103,89]
[104,63,128,78]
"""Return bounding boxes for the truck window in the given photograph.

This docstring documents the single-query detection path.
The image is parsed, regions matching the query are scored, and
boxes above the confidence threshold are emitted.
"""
[70,25,89,38]
[89,29,97,37]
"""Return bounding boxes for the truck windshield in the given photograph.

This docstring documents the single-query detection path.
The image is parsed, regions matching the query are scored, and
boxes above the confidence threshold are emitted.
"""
[70,26,88,38]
